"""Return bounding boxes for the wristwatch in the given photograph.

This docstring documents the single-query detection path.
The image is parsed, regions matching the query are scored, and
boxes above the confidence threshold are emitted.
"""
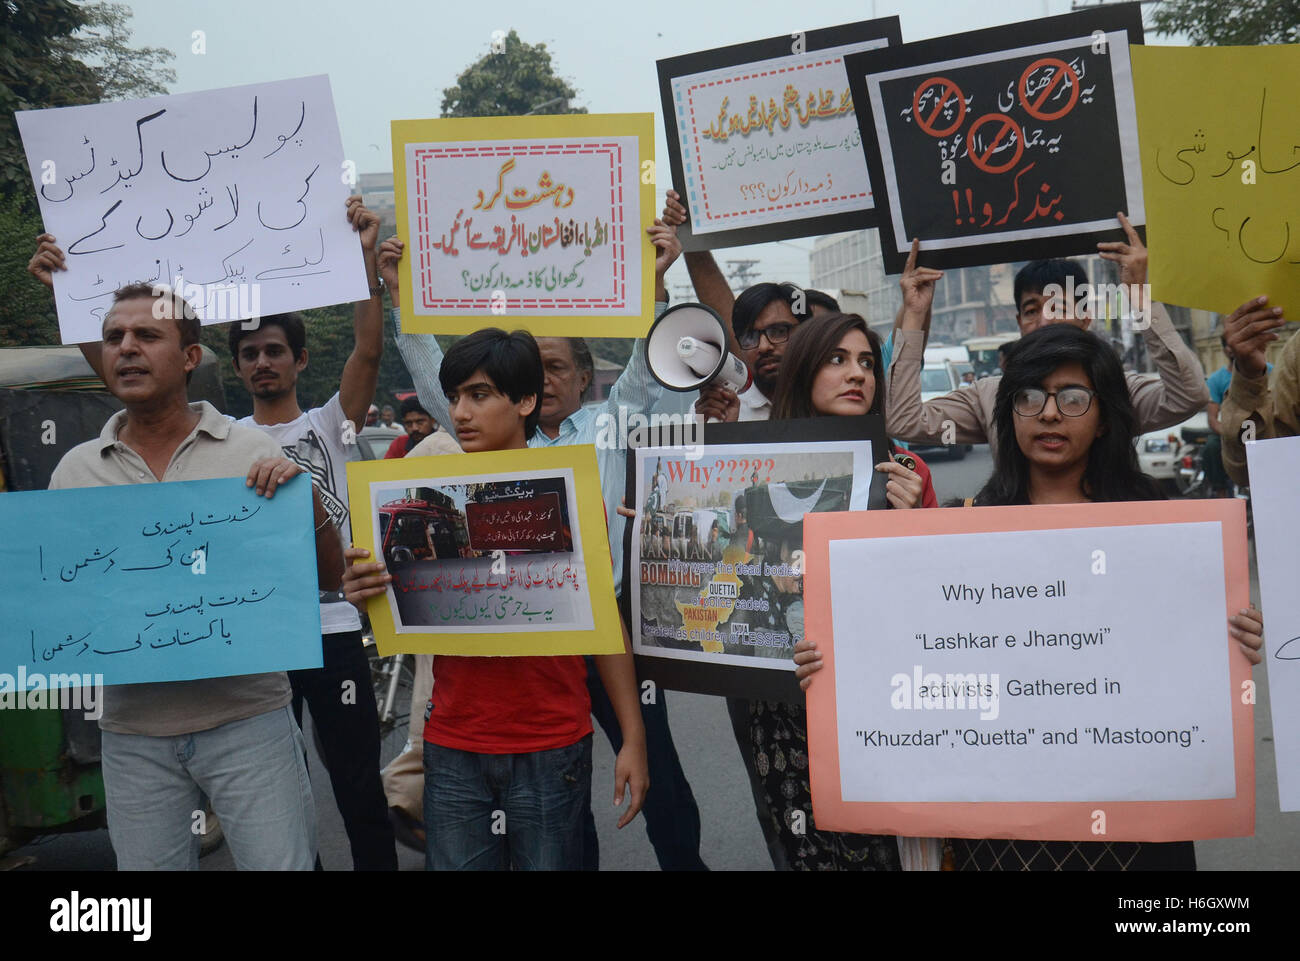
[369,276,385,297]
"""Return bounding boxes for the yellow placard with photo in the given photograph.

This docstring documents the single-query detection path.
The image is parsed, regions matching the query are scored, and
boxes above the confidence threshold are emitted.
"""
[392,113,656,337]
[346,445,624,656]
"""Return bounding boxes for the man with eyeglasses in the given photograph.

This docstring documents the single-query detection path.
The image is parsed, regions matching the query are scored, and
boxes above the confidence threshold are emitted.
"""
[661,193,843,424]
[697,282,812,422]
[886,215,1209,454]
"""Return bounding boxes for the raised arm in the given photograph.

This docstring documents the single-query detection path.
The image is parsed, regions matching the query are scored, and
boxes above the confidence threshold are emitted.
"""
[662,189,742,358]
[27,233,106,380]
[381,237,454,431]
[884,241,990,444]
[1100,213,1209,431]
[603,220,680,417]
[1219,294,1296,486]
[337,196,385,430]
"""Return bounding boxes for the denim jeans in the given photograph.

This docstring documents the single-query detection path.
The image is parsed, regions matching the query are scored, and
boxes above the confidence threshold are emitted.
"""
[100,705,316,870]
[423,735,591,870]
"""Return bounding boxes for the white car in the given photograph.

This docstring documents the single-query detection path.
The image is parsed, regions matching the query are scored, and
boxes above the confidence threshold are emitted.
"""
[1136,411,1208,485]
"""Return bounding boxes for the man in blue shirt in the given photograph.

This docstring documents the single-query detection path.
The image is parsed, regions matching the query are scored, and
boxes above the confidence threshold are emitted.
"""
[379,219,709,870]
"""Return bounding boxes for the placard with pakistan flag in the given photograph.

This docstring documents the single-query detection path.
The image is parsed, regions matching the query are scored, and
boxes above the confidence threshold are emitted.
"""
[622,416,889,701]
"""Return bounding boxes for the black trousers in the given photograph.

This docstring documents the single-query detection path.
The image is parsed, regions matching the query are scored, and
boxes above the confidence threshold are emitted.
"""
[289,630,398,870]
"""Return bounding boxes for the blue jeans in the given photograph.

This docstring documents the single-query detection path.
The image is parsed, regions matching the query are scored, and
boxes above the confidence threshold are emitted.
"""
[100,705,316,870]
[583,661,707,871]
[423,735,591,870]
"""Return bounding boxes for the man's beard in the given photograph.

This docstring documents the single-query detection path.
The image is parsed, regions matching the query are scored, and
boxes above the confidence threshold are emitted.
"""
[753,367,779,399]
[251,378,291,401]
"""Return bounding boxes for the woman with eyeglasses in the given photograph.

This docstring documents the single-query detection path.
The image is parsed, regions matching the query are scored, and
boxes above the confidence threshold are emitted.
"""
[795,323,1264,870]
[748,312,937,871]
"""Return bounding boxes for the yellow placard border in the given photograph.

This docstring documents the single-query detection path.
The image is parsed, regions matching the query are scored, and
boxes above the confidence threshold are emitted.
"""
[346,445,623,656]
[391,113,656,338]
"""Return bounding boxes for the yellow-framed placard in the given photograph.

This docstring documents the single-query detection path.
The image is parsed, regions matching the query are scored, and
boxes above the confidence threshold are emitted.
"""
[392,113,656,337]
[1133,44,1300,314]
[346,445,624,656]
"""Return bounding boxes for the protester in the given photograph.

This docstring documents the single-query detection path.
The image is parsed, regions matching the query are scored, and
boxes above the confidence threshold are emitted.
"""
[796,323,1264,870]
[41,282,339,870]
[738,312,933,871]
[385,397,436,458]
[380,405,396,428]
[382,220,709,871]
[660,190,841,424]
[885,216,1210,453]
[658,191,831,867]
[1217,295,1293,487]
[406,419,462,457]
[1203,332,1272,496]
[341,328,649,870]
[31,206,396,874]
[215,197,398,871]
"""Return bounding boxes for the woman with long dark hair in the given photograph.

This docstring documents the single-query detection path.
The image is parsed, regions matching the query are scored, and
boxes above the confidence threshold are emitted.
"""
[796,323,1264,870]
[751,312,938,870]
[973,323,1163,506]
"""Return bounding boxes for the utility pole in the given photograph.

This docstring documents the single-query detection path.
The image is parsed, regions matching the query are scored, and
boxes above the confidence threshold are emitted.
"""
[724,259,761,290]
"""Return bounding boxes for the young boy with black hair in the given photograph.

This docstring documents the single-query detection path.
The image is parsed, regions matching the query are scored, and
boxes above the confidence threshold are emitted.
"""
[342,327,648,870]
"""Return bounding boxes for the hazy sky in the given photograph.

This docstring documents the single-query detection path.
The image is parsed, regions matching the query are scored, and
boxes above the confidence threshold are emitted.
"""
[118,0,1169,287]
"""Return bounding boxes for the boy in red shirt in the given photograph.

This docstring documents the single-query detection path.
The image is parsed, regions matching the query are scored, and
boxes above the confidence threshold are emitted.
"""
[342,328,647,869]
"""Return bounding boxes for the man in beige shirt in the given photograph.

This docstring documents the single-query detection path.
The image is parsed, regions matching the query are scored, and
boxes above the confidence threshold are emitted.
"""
[1217,294,1295,486]
[887,217,1209,453]
[42,281,342,870]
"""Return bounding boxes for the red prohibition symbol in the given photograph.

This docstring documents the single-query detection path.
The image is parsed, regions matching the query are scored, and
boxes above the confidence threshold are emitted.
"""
[913,76,966,138]
[1017,57,1081,122]
[967,113,1024,174]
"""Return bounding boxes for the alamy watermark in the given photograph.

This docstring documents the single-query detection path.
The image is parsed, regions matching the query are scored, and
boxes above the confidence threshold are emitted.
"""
[150,278,262,326]
[595,406,704,459]
[890,664,1000,720]
[0,668,103,719]
[1042,276,1151,330]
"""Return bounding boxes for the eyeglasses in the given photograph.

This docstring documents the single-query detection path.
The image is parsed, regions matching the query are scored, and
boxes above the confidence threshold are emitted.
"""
[738,322,795,350]
[1012,386,1096,417]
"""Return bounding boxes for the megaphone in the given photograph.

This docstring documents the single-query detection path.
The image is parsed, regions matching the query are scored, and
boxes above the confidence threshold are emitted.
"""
[645,303,752,399]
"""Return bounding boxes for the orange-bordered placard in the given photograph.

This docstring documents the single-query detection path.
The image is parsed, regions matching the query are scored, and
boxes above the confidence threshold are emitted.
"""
[804,499,1252,842]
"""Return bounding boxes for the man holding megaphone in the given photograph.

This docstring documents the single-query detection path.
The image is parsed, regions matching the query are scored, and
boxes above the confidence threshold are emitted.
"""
[659,191,840,425]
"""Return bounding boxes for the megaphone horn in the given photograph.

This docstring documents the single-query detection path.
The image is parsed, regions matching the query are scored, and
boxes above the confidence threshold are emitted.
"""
[645,302,752,396]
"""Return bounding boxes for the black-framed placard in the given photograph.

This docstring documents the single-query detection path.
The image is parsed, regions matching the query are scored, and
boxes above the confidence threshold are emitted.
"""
[621,416,890,702]
[845,3,1145,274]
[658,18,902,252]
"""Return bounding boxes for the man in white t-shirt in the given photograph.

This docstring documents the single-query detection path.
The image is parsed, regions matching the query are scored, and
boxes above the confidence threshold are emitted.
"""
[226,196,396,870]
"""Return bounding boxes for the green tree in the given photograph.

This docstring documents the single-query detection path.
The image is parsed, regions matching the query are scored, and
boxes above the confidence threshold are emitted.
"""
[0,0,102,202]
[3,1,177,349]
[433,32,641,386]
[440,30,586,118]
[1150,0,1300,45]
[0,195,61,347]
[52,1,176,102]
